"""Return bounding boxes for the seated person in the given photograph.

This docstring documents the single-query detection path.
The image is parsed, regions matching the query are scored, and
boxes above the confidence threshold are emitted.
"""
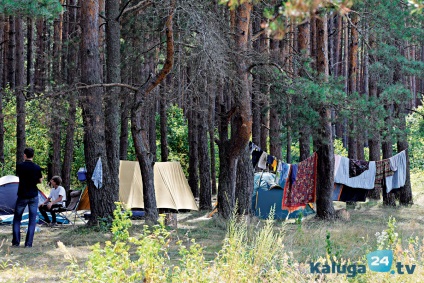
[39,176,66,226]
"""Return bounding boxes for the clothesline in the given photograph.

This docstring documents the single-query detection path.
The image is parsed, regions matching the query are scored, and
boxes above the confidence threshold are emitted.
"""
[249,141,407,208]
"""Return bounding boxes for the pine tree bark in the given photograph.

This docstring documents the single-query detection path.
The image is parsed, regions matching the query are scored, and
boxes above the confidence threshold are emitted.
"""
[209,98,217,196]
[382,141,396,206]
[34,18,47,93]
[51,14,63,177]
[217,3,252,219]
[236,144,253,215]
[7,16,15,89]
[105,0,122,211]
[61,0,79,192]
[159,78,169,162]
[198,83,212,210]
[0,15,4,165]
[130,0,176,224]
[269,39,282,160]
[26,17,34,96]
[367,32,381,199]
[188,91,199,198]
[15,17,26,164]
[298,20,311,161]
[315,12,335,219]
[348,13,359,160]
[80,0,114,224]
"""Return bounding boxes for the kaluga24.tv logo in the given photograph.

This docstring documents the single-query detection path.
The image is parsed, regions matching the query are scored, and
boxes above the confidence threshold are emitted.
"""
[309,250,416,277]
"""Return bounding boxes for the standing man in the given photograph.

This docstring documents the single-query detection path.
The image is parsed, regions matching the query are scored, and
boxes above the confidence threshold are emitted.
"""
[12,147,43,248]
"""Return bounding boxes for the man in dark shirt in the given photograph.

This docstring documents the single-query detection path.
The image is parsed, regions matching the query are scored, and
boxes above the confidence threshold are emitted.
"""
[12,147,43,248]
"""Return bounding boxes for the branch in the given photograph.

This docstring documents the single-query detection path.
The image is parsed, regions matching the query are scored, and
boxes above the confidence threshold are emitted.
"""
[62,4,80,9]
[76,83,138,91]
[117,0,133,21]
[406,108,424,118]
[248,62,296,79]
[134,0,176,110]
[120,0,153,19]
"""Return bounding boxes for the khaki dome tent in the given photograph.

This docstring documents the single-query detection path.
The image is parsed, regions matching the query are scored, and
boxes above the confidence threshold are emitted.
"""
[78,161,198,211]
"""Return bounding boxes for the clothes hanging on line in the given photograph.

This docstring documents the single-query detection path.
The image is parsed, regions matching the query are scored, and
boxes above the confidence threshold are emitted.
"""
[334,157,376,189]
[282,153,317,211]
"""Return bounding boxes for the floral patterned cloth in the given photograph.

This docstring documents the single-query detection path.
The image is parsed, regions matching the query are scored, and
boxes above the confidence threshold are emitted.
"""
[282,153,317,211]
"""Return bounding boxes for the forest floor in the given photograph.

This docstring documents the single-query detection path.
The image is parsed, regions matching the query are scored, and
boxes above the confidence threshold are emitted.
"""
[1,180,424,282]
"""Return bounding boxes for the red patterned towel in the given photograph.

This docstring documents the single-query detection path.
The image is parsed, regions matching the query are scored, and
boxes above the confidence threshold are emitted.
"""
[282,153,317,211]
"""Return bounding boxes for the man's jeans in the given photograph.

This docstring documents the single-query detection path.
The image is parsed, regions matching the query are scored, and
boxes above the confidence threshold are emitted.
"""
[12,196,38,247]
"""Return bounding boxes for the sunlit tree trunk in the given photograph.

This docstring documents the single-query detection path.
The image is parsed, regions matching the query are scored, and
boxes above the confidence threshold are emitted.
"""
[80,0,114,224]
[315,12,335,219]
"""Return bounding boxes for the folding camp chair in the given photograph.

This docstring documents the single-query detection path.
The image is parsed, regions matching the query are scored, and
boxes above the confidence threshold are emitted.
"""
[52,189,86,226]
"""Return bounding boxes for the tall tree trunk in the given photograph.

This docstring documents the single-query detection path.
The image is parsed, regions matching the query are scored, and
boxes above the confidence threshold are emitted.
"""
[80,0,114,225]
[367,32,381,199]
[209,81,218,195]
[198,82,212,210]
[159,79,169,162]
[397,117,413,205]
[315,12,335,219]
[120,93,130,160]
[188,91,199,198]
[51,14,63,177]
[0,15,4,165]
[334,14,344,139]
[7,16,15,89]
[382,140,395,206]
[217,3,252,219]
[34,18,47,93]
[26,17,34,96]
[15,17,26,164]
[105,0,122,211]
[348,13,359,160]
[236,144,253,215]
[298,20,311,161]
[269,39,282,160]
[61,0,79,192]
[130,0,175,224]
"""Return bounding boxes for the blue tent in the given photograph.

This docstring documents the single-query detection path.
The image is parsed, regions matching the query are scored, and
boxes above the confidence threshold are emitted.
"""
[251,172,315,220]
[0,175,69,225]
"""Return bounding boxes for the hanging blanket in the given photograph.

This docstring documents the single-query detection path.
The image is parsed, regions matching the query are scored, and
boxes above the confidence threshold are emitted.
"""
[282,153,317,211]
[386,150,407,193]
[334,157,376,189]
[374,159,394,192]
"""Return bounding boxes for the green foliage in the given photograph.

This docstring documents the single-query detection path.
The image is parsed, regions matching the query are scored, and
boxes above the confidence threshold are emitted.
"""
[407,106,424,170]
[0,89,50,176]
[325,231,343,260]
[156,104,189,174]
[0,0,63,18]
[111,203,133,242]
[334,139,348,156]
[375,216,400,251]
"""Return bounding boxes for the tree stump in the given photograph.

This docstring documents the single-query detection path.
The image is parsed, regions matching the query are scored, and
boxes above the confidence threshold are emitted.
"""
[164,213,177,228]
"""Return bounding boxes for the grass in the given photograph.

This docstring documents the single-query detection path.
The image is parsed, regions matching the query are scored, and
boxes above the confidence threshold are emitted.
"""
[0,180,424,282]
